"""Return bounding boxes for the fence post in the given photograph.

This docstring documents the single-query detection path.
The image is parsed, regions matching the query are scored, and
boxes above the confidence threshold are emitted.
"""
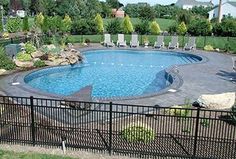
[192,107,200,158]
[108,102,113,155]
[30,96,36,146]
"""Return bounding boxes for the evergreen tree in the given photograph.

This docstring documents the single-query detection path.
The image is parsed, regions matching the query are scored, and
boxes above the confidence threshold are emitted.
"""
[122,15,133,34]
[35,12,44,29]
[62,14,72,33]
[150,21,161,35]
[23,16,29,31]
[177,22,187,35]
[94,13,104,34]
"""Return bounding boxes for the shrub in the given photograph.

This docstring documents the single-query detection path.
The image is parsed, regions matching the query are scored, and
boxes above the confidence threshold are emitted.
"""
[22,16,29,32]
[16,52,32,62]
[94,14,104,34]
[204,45,214,51]
[122,15,134,34]
[35,12,44,28]
[135,20,150,35]
[166,99,192,117]
[215,19,236,37]
[48,16,63,34]
[188,18,212,36]
[6,18,21,33]
[106,18,122,34]
[0,15,3,32]
[150,21,161,35]
[0,47,16,70]
[177,11,192,25]
[168,22,178,34]
[34,60,46,68]
[25,42,36,54]
[177,21,187,35]
[71,19,97,35]
[62,14,72,33]
[122,124,155,143]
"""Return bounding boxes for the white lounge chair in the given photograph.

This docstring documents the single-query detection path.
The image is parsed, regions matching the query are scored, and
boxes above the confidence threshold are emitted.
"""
[154,36,165,49]
[184,37,196,51]
[130,34,139,48]
[104,34,115,47]
[168,36,179,49]
[117,34,127,47]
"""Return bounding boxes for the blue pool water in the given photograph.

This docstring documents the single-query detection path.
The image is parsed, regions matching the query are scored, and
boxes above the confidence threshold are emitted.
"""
[24,50,201,98]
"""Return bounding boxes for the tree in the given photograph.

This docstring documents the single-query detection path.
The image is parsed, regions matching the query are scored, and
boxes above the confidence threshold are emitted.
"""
[177,22,187,35]
[22,16,29,31]
[191,6,212,18]
[0,0,10,15]
[139,5,156,20]
[135,20,150,34]
[177,11,192,25]
[35,12,44,28]
[62,14,72,33]
[0,15,3,32]
[94,13,104,34]
[106,0,123,9]
[21,0,31,14]
[122,15,133,34]
[188,18,212,36]
[150,21,161,35]
[106,18,122,34]
[100,1,112,18]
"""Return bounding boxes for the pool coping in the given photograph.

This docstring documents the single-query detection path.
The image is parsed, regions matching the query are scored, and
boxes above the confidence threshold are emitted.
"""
[1,48,209,102]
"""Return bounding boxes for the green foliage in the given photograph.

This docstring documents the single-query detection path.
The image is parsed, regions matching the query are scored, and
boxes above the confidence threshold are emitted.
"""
[0,47,16,70]
[94,14,104,34]
[168,22,178,34]
[213,19,236,37]
[0,15,3,32]
[16,52,32,62]
[48,16,63,34]
[166,99,192,117]
[150,21,161,35]
[35,12,45,28]
[177,21,187,35]
[6,18,21,33]
[62,14,72,33]
[177,11,192,25]
[106,0,123,9]
[122,15,134,34]
[191,6,212,18]
[204,45,214,51]
[153,4,181,19]
[188,18,212,36]
[71,19,97,35]
[106,18,122,34]
[231,105,236,123]
[200,119,210,127]
[23,16,29,32]
[25,42,36,54]
[34,60,46,68]
[135,20,150,34]
[122,125,155,143]
[139,5,156,21]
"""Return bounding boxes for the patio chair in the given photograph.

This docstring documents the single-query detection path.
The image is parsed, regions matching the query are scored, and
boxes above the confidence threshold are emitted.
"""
[154,36,165,49]
[184,37,196,51]
[130,34,139,48]
[233,57,236,71]
[168,36,179,49]
[117,34,127,47]
[104,34,115,47]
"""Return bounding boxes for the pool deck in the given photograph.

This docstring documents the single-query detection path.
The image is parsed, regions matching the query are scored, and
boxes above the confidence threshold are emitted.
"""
[0,46,235,107]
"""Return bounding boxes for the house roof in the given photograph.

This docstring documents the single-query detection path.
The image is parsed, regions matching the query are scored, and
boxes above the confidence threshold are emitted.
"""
[176,0,213,6]
[228,2,236,7]
[208,1,236,12]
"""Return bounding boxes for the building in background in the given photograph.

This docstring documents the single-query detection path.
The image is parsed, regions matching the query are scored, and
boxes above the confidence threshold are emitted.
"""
[112,7,125,18]
[175,0,213,10]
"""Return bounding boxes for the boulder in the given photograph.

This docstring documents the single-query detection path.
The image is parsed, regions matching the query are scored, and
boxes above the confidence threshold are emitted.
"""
[0,69,7,75]
[44,58,68,66]
[31,51,44,58]
[15,59,33,68]
[45,44,56,50]
[33,58,41,62]
[197,92,235,110]
[66,52,79,65]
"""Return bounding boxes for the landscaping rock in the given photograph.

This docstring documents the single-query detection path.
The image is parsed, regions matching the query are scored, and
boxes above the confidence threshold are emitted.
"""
[15,59,33,68]
[197,92,235,110]
[0,69,7,75]
[33,58,41,62]
[66,52,79,65]
[44,58,68,66]
[44,44,56,50]
[31,51,44,58]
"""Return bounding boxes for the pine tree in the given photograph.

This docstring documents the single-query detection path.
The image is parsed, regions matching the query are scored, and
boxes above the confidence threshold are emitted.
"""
[62,14,72,33]
[23,16,29,32]
[177,21,187,35]
[94,14,104,34]
[122,15,134,34]
[150,21,161,35]
[35,12,44,29]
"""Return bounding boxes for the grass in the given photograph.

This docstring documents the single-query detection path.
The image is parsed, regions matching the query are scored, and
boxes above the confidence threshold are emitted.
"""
[0,149,76,159]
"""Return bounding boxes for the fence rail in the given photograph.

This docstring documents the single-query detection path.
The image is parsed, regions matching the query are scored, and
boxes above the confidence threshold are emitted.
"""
[1,34,236,53]
[0,95,235,158]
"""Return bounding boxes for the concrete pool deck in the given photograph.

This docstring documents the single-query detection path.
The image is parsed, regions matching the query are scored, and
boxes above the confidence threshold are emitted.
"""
[0,46,235,107]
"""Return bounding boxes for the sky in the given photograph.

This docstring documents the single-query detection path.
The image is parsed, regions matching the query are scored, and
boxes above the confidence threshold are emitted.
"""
[101,0,222,6]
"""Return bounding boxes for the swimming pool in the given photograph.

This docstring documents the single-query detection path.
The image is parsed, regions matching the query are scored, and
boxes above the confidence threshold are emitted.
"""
[24,50,202,99]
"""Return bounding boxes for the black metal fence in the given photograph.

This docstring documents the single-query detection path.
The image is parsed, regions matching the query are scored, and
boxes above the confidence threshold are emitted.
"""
[0,95,235,158]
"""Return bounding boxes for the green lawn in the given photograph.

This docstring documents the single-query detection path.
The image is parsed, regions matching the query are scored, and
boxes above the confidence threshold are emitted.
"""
[0,149,76,159]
